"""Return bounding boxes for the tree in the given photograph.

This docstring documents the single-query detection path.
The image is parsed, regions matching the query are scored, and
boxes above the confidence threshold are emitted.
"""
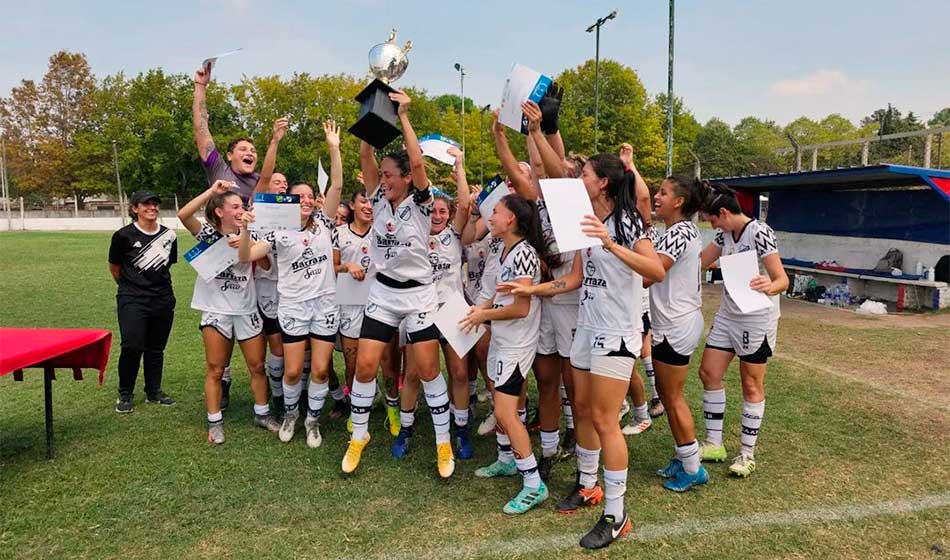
[656,93,702,177]
[693,118,742,178]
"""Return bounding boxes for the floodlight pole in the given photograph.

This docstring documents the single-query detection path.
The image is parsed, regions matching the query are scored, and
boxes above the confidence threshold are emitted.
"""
[666,0,675,176]
[454,63,466,153]
[587,10,617,153]
[112,140,126,226]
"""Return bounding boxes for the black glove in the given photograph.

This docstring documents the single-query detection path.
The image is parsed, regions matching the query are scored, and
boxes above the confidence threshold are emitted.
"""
[412,185,432,205]
[539,82,564,135]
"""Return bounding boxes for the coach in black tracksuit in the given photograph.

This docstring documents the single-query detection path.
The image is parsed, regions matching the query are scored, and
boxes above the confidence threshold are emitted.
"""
[108,190,178,413]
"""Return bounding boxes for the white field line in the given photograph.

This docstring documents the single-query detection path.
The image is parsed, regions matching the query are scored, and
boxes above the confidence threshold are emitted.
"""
[367,492,950,560]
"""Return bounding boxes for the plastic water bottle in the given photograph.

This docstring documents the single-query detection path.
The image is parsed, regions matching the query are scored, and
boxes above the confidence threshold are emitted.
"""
[916,261,924,276]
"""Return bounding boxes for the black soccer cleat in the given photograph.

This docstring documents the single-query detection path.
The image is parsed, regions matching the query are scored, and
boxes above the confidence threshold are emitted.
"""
[579,512,632,550]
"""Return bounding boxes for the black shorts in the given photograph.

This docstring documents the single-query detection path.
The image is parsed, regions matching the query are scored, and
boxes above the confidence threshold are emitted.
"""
[494,364,525,397]
[281,331,337,345]
[641,312,652,333]
[705,338,773,365]
[259,306,281,336]
[359,316,441,344]
[652,337,691,366]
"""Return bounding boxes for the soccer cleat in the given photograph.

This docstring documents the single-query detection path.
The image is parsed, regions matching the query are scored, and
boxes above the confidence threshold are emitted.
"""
[329,397,349,420]
[560,429,576,458]
[555,482,604,514]
[391,426,414,459]
[346,418,353,434]
[700,442,728,463]
[384,404,401,437]
[207,420,225,445]
[304,415,322,448]
[454,424,474,460]
[579,512,632,550]
[341,434,371,474]
[477,410,497,436]
[145,391,175,406]
[621,417,652,436]
[115,394,134,414]
[474,459,518,478]
[656,457,683,479]
[436,441,456,478]
[220,378,231,410]
[648,397,665,418]
[618,398,631,421]
[278,408,299,443]
[729,454,756,477]
[539,451,561,483]
[503,482,549,515]
[664,465,709,492]
[254,413,280,434]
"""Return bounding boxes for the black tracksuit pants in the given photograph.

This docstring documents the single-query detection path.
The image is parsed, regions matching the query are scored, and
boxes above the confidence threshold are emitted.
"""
[116,295,175,397]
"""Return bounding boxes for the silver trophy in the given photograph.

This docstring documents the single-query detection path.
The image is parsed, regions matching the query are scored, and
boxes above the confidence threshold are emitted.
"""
[368,30,412,84]
[349,30,414,148]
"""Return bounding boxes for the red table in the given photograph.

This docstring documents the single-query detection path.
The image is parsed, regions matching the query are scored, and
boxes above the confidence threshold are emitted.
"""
[0,328,112,458]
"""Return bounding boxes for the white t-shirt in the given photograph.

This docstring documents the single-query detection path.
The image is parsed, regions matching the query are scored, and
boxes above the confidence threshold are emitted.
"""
[335,223,373,274]
[429,225,463,304]
[476,235,505,305]
[270,212,337,303]
[489,238,541,351]
[538,199,579,305]
[577,211,648,335]
[650,220,702,330]
[712,219,780,323]
[370,186,434,284]
[464,235,490,303]
[190,223,257,315]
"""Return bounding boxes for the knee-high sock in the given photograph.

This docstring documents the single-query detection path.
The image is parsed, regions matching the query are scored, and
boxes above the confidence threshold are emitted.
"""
[349,378,376,441]
[560,383,575,429]
[642,357,658,400]
[540,429,560,458]
[576,445,600,489]
[282,379,302,414]
[266,355,284,397]
[496,432,513,463]
[422,374,451,444]
[603,468,628,518]
[516,454,542,489]
[740,400,765,458]
[307,379,329,420]
[703,388,726,446]
[675,440,701,474]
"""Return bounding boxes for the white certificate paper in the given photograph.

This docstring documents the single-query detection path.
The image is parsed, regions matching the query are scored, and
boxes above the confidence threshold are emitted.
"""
[317,158,329,195]
[433,291,485,357]
[419,134,461,165]
[538,179,602,253]
[498,63,553,134]
[249,193,299,232]
[719,251,774,313]
[184,235,238,281]
[335,272,375,306]
[476,175,508,219]
[202,48,243,73]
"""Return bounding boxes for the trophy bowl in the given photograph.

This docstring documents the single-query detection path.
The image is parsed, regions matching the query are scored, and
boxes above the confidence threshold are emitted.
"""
[349,30,413,148]
[368,42,409,84]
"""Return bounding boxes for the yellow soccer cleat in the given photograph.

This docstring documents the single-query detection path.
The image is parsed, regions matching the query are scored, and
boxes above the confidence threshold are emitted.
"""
[385,405,401,437]
[341,434,371,474]
[436,441,456,479]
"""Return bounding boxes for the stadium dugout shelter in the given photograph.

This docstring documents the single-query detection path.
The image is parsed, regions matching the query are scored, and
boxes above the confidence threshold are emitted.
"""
[713,164,950,310]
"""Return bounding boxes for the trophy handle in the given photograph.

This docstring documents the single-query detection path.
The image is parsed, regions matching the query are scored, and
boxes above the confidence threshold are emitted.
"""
[387,29,397,43]
[402,40,413,54]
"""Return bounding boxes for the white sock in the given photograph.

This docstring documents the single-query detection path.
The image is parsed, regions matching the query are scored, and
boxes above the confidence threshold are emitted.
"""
[253,403,270,416]
[422,375,451,444]
[330,384,345,402]
[307,379,329,420]
[266,356,284,397]
[516,453,542,489]
[740,400,765,458]
[453,406,469,428]
[518,408,527,424]
[207,411,223,423]
[560,384,574,429]
[676,440,701,474]
[642,357,658,400]
[349,378,376,441]
[634,403,650,423]
[282,380,302,413]
[400,408,416,429]
[703,388,726,446]
[221,366,232,383]
[540,429,560,458]
[603,468,627,518]
[576,445,601,489]
[496,432,514,463]
[385,395,399,408]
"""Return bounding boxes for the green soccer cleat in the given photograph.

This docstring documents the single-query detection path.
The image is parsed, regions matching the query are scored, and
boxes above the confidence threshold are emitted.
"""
[474,459,518,478]
[699,442,727,462]
[729,454,756,477]
[503,482,549,514]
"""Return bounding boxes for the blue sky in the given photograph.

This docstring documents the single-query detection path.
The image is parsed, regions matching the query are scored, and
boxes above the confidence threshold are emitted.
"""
[2,0,948,126]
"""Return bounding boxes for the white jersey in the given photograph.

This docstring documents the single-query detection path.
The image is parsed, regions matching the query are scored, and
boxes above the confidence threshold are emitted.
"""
[335,223,373,274]
[650,221,702,330]
[255,230,279,314]
[429,226,463,304]
[370,185,433,284]
[190,223,257,315]
[270,212,337,303]
[489,239,541,351]
[476,235,505,305]
[538,199,579,305]
[712,219,780,323]
[578,211,648,335]
[464,235,490,303]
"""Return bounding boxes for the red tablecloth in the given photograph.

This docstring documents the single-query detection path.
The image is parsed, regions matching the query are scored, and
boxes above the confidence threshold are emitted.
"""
[0,328,112,384]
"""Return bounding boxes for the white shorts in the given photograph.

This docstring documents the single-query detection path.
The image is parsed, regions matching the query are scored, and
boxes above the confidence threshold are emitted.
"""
[652,310,705,357]
[256,278,279,319]
[364,280,437,334]
[537,301,578,358]
[278,293,339,339]
[200,311,263,342]
[570,325,641,381]
[705,312,778,360]
[338,304,365,340]
[487,344,534,396]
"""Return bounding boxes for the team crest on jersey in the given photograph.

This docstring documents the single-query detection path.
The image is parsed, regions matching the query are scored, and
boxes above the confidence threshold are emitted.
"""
[386,220,395,232]
[398,205,411,221]
[366,303,378,314]
[361,245,369,254]
[429,238,437,250]
[500,266,514,282]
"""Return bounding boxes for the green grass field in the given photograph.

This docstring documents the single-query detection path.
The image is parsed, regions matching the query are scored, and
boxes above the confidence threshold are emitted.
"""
[1,231,948,560]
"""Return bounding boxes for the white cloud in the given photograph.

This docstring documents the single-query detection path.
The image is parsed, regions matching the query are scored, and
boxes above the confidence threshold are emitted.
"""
[770,69,867,96]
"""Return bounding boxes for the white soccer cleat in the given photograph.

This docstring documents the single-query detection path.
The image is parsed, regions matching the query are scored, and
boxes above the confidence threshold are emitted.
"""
[477,410,497,436]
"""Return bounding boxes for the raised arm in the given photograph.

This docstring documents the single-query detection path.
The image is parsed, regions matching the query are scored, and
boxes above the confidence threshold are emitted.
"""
[524,101,566,179]
[620,144,652,224]
[254,118,288,194]
[390,90,429,195]
[177,180,235,235]
[492,110,538,199]
[323,120,343,214]
[192,66,215,162]
[448,146,471,232]
[359,141,380,199]
[237,212,271,263]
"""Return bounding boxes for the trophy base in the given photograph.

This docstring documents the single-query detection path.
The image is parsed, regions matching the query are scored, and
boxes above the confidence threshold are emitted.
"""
[349,79,401,150]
